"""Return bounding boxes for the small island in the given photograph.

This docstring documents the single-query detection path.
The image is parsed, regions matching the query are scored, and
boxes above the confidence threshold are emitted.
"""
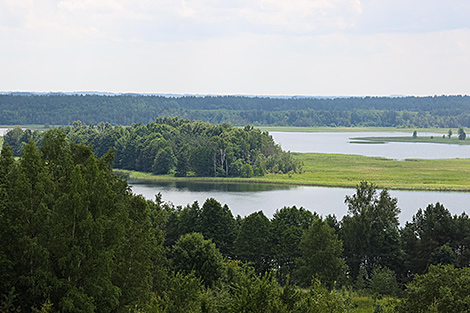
[351,128,469,145]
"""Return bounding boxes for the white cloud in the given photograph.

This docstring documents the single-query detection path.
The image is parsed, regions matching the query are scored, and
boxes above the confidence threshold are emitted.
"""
[353,0,470,33]
[1,0,469,95]
[57,0,124,13]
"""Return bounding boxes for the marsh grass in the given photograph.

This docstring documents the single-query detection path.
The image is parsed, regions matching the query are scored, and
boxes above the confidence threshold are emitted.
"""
[118,153,470,191]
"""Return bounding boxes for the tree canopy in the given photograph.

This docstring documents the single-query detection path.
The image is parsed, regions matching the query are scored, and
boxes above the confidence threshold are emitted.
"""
[2,93,470,128]
[0,131,164,312]
[3,131,470,311]
[4,118,302,178]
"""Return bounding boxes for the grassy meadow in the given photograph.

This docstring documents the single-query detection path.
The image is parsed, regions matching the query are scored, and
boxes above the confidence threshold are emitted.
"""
[2,125,468,191]
[118,152,470,191]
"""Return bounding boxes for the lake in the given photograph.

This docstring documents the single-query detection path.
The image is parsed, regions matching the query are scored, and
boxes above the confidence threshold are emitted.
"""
[131,132,470,225]
[130,180,470,225]
[269,131,470,160]
[2,127,467,223]
[0,128,11,136]
[129,131,470,224]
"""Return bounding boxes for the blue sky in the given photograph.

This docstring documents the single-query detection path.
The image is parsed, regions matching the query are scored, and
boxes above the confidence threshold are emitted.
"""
[1,0,469,96]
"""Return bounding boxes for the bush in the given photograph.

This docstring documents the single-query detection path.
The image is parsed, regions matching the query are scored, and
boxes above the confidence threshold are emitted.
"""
[401,265,470,312]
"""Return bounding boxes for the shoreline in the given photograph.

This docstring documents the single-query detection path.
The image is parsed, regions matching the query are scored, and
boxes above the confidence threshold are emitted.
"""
[116,170,470,193]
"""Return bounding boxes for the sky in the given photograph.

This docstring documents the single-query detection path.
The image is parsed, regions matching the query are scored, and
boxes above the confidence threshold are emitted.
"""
[1,0,469,96]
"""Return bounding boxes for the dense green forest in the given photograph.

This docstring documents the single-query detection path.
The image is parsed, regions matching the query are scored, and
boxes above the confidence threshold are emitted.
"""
[2,132,470,312]
[3,118,302,177]
[2,93,470,127]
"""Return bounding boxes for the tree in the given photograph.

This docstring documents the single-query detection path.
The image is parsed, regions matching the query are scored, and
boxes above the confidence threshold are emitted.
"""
[190,145,215,177]
[199,198,237,258]
[228,271,285,313]
[175,143,190,177]
[428,244,457,267]
[340,182,402,280]
[171,232,224,287]
[0,130,164,312]
[153,146,176,174]
[448,129,452,139]
[369,266,399,296]
[271,206,316,284]
[234,211,272,274]
[295,219,346,289]
[240,163,254,178]
[458,127,466,140]
[401,265,470,313]
[402,203,457,275]
[412,130,417,138]
[3,126,27,156]
[152,271,208,313]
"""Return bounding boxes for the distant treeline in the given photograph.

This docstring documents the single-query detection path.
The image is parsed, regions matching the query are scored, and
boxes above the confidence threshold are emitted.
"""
[3,117,302,177]
[1,93,470,127]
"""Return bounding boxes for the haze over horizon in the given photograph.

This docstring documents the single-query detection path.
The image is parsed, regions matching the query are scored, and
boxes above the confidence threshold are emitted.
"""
[1,0,469,97]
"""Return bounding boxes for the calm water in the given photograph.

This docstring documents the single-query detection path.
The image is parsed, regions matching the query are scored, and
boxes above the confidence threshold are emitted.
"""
[0,128,10,136]
[2,127,467,223]
[130,180,470,225]
[270,131,470,160]
[129,131,470,224]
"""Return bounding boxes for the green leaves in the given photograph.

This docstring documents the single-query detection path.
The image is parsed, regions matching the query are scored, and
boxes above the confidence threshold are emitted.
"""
[341,182,402,280]
[172,233,224,287]
[0,130,165,312]
[295,219,346,289]
[402,265,470,312]
[234,211,272,275]
[4,118,302,178]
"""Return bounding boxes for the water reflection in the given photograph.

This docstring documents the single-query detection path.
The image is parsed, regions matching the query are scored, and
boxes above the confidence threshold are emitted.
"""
[129,180,470,225]
[129,180,295,192]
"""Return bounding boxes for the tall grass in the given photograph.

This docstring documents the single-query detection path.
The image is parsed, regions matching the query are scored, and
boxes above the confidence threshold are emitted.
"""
[118,153,470,191]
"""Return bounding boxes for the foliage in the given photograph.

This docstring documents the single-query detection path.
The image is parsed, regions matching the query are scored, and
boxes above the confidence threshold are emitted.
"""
[234,211,272,274]
[458,127,467,140]
[368,267,400,297]
[161,198,237,258]
[4,118,302,178]
[150,272,210,313]
[270,206,316,284]
[0,131,165,312]
[171,232,224,287]
[295,219,347,289]
[401,265,470,313]
[6,128,470,311]
[297,280,351,313]
[400,203,470,276]
[3,94,470,128]
[120,151,470,191]
[199,198,238,257]
[341,182,402,281]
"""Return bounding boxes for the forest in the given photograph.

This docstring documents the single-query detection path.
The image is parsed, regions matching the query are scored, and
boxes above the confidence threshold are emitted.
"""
[3,118,302,178]
[1,130,470,312]
[1,93,470,127]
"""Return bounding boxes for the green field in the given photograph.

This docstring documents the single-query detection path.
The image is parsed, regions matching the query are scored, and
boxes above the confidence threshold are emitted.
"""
[117,152,470,192]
